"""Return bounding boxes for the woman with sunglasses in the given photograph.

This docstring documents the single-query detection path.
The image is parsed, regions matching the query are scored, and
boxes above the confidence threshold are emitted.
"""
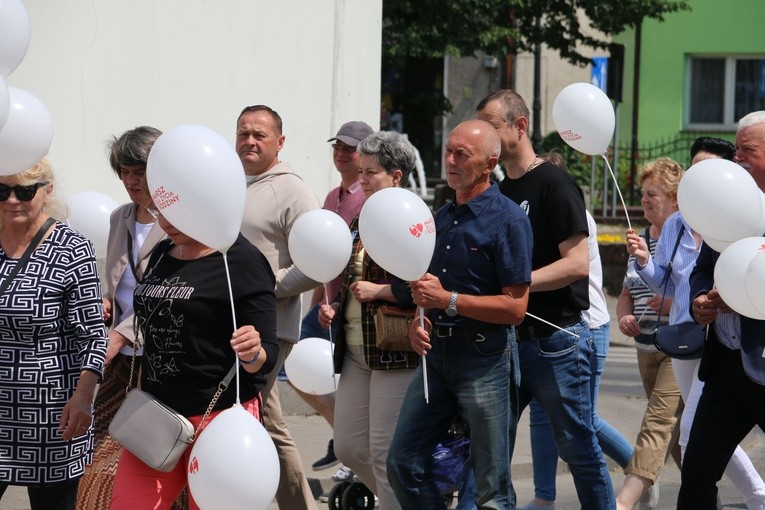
[77,127,172,510]
[0,158,108,510]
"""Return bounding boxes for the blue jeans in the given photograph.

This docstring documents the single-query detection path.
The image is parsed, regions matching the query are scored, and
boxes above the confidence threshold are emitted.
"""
[387,329,517,510]
[300,303,335,340]
[527,323,633,501]
[516,321,614,509]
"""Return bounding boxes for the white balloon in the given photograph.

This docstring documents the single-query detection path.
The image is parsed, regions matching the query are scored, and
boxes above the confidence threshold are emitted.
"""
[0,76,9,131]
[745,250,765,318]
[552,82,615,156]
[0,0,31,78]
[713,237,765,320]
[284,337,339,395]
[188,405,279,510]
[0,87,53,176]
[288,209,352,283]
[678,159,764,243]
[66,191,119,259]
[358,187,436,281]
[146,125,246,252]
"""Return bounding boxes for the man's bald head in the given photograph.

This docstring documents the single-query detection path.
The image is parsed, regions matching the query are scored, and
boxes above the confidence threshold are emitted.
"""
[450,119,501,160]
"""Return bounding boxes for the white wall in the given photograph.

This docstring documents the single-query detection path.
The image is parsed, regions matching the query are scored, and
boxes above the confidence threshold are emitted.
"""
[6,0,382,203]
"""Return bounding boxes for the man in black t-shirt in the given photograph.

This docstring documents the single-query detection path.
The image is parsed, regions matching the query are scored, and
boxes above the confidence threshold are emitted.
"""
[475,90,615,509]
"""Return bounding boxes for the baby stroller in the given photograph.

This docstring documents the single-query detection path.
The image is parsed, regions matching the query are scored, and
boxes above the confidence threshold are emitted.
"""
[433,418,471,509]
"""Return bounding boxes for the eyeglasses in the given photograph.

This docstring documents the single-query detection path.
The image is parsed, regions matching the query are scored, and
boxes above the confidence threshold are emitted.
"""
[0,182,48,202]
[332,143,356,154]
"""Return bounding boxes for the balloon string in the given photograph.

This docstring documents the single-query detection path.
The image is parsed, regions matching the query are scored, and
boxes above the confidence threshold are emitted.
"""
[602,154,632,231]
[525,312,579,338]
[324,283,336,391]
[419,307,429,404]
[222,251,241,404]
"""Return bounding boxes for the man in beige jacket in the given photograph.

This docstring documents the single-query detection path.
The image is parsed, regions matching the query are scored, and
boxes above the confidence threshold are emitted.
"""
[235,104,321,510]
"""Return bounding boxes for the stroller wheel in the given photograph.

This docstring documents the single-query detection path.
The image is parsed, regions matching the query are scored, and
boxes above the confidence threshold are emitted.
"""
[327,481,350,510]
[341,481,375,510]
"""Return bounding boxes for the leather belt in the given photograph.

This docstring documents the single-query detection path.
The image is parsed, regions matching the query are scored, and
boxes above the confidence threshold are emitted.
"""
[432,326,503,342]
[515,321,577,341]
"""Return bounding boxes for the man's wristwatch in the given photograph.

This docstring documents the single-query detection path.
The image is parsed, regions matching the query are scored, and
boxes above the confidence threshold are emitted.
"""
[445,291,458,317]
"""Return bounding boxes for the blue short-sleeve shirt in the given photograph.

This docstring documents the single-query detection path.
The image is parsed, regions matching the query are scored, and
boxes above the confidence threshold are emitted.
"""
[428,183,533,329]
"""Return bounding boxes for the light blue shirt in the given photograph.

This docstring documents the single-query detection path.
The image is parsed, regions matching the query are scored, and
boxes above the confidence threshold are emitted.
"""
[712,309,742,350]
[635,211,698,326]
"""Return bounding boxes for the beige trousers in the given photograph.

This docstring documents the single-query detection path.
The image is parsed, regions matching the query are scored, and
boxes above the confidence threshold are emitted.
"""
[625,349,683,481]
[333,345,414,510]
[262,339,317,510]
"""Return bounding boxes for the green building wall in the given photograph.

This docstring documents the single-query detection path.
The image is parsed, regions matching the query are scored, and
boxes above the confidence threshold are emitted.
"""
[614,0,765,148]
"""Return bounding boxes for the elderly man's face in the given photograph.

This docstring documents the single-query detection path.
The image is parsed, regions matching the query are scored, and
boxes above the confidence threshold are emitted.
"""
[236,111,285,176]
[444,124,493,193]
[735,123,765,190]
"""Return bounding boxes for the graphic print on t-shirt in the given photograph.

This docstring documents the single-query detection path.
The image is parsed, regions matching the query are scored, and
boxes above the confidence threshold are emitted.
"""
[134,275,196,384]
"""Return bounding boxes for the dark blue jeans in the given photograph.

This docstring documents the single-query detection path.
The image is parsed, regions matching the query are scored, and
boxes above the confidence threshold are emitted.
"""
[516,321,615,509]
[527,323,633,501]
[300,303,335,340]
[457,322,614,510]
[387,329,517,510]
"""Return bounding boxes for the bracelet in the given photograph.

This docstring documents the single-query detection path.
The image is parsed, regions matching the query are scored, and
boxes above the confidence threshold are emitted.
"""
[242,350,260,365]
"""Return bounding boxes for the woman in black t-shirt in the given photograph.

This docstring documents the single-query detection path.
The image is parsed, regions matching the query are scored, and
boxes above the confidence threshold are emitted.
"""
[110,210,278,509]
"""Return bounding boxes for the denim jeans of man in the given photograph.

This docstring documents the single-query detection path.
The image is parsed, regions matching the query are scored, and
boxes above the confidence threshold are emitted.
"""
[526,323,633,501]
[300,303,336,341]
[517,320,614,509]
[387,329,517,510]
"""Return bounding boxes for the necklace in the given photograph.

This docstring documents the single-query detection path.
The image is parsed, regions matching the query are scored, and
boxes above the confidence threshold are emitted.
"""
[178,245,215,260]
[525,154,539,173]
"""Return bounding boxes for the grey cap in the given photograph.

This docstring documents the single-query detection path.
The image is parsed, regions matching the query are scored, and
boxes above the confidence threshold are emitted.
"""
[327,121,374,147]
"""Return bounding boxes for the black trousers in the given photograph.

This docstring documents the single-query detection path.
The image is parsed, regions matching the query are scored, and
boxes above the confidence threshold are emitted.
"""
[0,478,79,510]
[677,339,765,509]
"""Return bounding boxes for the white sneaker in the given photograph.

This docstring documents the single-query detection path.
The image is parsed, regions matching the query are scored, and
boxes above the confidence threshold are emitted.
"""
[636,483,660,510]
[331,466,354,482]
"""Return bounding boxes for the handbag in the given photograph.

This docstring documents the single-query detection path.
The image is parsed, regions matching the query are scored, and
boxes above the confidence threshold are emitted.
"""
[108,388,194,472]
[374,304,416,352]
[654,321,706,360]
[108,247,237,472]
[652,225,706,360]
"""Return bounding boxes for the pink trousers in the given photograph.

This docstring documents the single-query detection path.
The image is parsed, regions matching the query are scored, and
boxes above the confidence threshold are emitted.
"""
[109,397,260,510]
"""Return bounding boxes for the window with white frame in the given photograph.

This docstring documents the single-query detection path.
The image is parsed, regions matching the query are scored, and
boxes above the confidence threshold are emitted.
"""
[686,56,765,130]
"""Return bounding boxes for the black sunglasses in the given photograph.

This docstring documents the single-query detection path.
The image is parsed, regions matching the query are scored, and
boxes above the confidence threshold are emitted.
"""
[0,182,48,202]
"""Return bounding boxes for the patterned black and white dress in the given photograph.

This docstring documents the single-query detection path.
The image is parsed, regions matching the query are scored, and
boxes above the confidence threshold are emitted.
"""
[0,222,107,485]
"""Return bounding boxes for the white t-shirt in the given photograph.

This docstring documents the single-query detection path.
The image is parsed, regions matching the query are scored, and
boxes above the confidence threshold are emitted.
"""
[116,220,154,355]
[582,211,610,329]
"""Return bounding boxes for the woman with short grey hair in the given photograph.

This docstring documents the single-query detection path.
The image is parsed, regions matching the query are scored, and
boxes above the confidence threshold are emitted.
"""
[318,131,419,510]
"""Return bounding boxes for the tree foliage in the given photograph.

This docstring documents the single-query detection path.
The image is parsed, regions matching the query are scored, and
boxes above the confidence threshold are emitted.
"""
[383,0,691,66]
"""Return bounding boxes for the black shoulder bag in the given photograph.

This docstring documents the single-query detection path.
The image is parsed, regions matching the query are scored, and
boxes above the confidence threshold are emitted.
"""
[653,225,706,359]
